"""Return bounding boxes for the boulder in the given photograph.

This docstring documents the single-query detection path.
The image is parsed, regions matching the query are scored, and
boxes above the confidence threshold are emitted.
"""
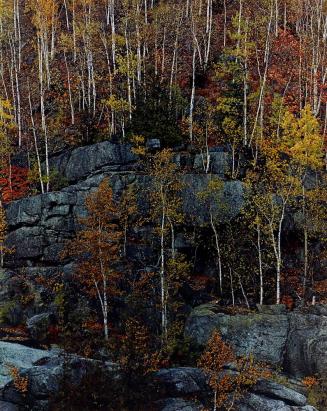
[1,343,119,408]
[185,304,327,378]
[284,313,327,377]
[156,398,201,411]
[251,379,306,406]
[181,175,244,224]
[193,151,230,177]
[146,138,161,150]
[48,141,138,183]
[0,401,19,411]
[5,196,42,229]
[0,270,24,326]
[153,367,315,411]
[27,313,55,342]
[0,342,54,389]
[237,393,317,411]
[6,227,46,261]
[154,367,208,397]
[184,303,288,365]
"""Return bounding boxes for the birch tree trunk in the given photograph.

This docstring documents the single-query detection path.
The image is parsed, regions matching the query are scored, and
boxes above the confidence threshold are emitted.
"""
[160,183,168,340]
[210,212,223,295]
[160,205,167,340]
[64,51,75,125]
[189,47,196,143]
[302,184,308,297]
[28,85,45,194]
[257,219,264,305]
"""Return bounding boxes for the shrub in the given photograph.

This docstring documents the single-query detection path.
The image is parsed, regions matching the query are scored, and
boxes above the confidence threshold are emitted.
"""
[0,301,20,325]
[198,331,271,411]
[307,375,327,411]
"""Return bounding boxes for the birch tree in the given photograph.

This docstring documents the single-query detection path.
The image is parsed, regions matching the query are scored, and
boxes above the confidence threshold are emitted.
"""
[281,104,324,296]
[63,179,123,340]
[149,149,183,340]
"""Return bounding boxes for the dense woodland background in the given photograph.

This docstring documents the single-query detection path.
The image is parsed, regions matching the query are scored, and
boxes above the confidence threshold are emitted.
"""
[0,1,326,409]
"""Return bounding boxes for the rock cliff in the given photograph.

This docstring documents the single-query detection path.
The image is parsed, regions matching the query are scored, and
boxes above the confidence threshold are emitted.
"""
[185,303,327,378]
[5,141,243,273]
[0,141,325,411]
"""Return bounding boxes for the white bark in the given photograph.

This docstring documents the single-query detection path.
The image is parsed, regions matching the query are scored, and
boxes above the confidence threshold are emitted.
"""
[249,5,273,147]
[229,267,235,306]
[189,47,196,143]
[64,51,75,125]
[28,85,44,194]
[160,200,167,339]
[257,220,264,305]
[210,212,223,295]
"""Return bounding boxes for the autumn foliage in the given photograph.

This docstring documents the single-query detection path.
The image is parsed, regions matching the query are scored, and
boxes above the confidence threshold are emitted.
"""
[198,331,271,410]
[0,167,30,203]
[0,1,326,406]
[63,178,123,340]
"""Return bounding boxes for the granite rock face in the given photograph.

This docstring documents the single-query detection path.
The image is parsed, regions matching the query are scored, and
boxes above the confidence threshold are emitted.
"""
[26,313,55,343]
[2,141,323,409]
[0,401,19,411]
[284,312,327,377]
[0,342,118,410]
[153,367,317,411]
[251,379,307,406]
[0,342,54,389]
[156,398,202,411]
[48,141,138,183]
[5,192,77,267]
[193,151,230,177]
[185,303,327,378]
[184,303,288,365]
[237,393,317,411]
[4,142,243,270]
[154,367,208,397]
[0,345,318,411]
[181,175,243,224]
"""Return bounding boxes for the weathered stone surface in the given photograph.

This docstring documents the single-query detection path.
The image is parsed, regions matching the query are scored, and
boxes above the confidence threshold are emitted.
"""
[0,342,54,389]
[194,151,230,177]
[252,379,307,406]
[0,401,19,411]
[154,367,207,396]
[5,175,243,271]
[153,368,314,411]
[238,393,291,411]
[185,303,327,378]
[156,398,201,411]
[181,175,243,223]
[27,313,55,342]
[1,343,119,409]
[23,358,66,401]
[284,313,327,377]
[48,141,138,183]
[2,142,245,272]
[0,344,316,411]
[0,271,24,325]
[256,304,287,315]
[6,227,46,260]
[146,138,161,150]
[185,303,288,365]
[237,393,317,411]
[5,196,42,229]
[5,194,76,268]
